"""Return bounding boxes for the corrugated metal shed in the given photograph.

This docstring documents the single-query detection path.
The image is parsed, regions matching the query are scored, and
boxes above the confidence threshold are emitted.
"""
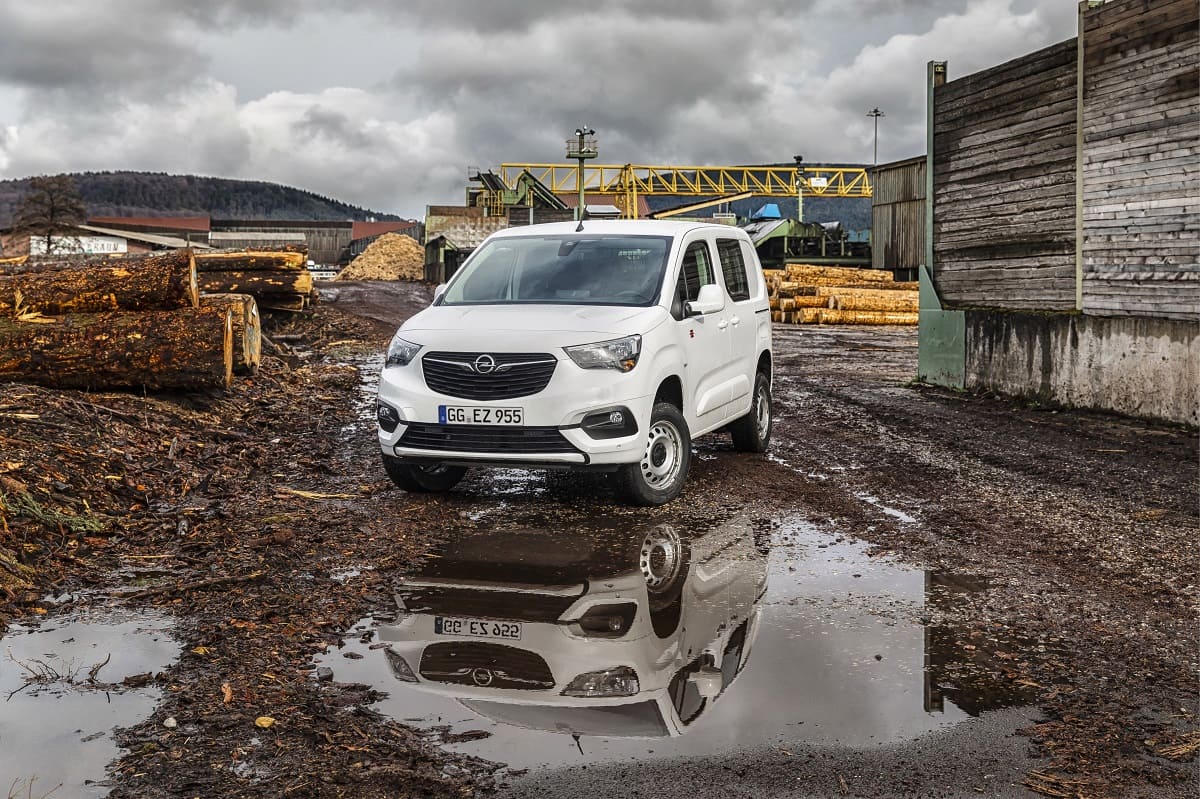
[871,156,925,278]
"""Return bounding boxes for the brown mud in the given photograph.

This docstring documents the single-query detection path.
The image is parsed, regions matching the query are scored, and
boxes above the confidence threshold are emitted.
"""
[0,281,1194,798]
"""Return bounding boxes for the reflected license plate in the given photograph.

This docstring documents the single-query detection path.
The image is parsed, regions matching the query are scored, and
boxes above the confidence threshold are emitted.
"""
[438,405,523,425]
[435,616,522,640]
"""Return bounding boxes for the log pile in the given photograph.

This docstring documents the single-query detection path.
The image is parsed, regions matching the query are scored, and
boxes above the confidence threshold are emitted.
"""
[766,264,919,325]
[0,249,265,392]
[195,250,314,312]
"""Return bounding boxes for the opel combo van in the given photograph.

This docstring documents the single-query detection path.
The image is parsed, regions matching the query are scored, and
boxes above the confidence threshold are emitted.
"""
[376,220,772,505]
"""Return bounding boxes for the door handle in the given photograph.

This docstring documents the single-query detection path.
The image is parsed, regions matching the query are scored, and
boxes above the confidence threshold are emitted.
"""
[730,315,741,326]
[717,320,729,330]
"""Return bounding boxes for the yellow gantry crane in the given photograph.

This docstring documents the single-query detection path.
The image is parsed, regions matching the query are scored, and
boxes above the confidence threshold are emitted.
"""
[493,163,873,219]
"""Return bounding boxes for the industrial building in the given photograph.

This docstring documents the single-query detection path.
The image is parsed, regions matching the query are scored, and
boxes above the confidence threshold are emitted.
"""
[0,216,421,266]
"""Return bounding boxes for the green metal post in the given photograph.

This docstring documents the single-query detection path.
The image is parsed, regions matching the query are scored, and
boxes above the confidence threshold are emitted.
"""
[917,60,966,389]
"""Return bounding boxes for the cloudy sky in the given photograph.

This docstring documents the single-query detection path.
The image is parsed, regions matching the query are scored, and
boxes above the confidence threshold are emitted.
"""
[0,0,1077,217]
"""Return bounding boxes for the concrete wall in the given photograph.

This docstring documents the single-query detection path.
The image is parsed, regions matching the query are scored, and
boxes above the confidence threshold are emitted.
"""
[963,311,1199,425]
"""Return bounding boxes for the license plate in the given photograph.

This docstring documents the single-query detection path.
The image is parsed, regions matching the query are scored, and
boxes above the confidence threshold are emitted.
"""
[435,616,522,640]
[438,405,523,425]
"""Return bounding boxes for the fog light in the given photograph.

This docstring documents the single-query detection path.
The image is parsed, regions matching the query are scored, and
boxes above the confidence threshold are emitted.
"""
[580,407,637,440]
[575,603,637,637]
[377,402,401,433]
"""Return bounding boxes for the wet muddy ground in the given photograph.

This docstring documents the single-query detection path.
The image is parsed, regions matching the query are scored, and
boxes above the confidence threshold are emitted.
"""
[0,280,1195,798]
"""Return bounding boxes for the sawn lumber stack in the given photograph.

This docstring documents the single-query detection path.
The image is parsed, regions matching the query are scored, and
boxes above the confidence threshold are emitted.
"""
[0,248,281,392]
[765,264,919,326]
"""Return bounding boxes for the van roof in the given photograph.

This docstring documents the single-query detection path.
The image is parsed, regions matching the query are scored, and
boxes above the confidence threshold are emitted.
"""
[488,219,745,239]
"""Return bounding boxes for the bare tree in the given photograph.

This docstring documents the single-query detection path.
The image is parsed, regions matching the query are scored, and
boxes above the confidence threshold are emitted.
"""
[12,175,87,255]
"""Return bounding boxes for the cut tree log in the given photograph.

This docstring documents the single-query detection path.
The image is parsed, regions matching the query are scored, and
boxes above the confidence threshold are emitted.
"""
[0,307,233,391]
[197,270,313,296]
[0,250,198,315]
[194,252,307,272]
[255,294,308,313]
[815,309,919,325]
[785,264,894,283]
[829,293,919,312]
[776,296,830,312]
[200,293,261,374]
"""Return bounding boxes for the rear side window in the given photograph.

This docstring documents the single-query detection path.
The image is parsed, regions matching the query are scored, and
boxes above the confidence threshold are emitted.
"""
[716,238,751,301]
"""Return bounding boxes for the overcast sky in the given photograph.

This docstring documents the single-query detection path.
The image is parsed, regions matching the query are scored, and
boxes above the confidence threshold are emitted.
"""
[0,0,1077,217]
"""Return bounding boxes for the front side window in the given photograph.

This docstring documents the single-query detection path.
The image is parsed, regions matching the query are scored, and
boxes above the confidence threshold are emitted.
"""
[671,240,717,319]
[441,234,672,307]
[716,238,751,302]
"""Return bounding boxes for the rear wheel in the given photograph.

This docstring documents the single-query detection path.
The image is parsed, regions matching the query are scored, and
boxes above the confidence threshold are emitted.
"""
[382,453,466,493]
[616,402,691,506]
[729,370,772,453]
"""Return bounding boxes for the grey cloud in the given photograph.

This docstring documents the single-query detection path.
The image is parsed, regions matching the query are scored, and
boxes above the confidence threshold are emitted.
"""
[0,0,1081,216]
[0,3,207,95]
[297,106,377,149]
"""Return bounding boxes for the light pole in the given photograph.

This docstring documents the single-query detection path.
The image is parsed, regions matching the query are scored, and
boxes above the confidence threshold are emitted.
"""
[867,107,885,164]
[566,126,597,221]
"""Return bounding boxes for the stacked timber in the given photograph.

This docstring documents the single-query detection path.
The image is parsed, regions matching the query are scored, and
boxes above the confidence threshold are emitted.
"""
[194,249,314,312]
[0,249,263,392]
[766,263,919,326]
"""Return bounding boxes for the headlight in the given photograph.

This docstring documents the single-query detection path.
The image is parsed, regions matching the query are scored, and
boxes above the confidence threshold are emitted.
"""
[384,649,418,683]
[561,666,640,697]
[564,335,641,372]
[386,333,422,367]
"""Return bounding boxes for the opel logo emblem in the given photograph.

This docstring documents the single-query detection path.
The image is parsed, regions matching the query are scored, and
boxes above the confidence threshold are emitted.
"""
[471,668,494,686]
[473,354,497,374]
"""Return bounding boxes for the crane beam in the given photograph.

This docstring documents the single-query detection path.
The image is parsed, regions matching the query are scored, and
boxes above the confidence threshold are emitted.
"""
[494,162,872,218]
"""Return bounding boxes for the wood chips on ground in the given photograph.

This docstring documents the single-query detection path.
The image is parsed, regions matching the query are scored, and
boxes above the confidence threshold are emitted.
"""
[337,233,424,281]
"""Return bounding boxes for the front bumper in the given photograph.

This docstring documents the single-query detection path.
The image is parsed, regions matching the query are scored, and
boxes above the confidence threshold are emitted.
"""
[376,358,653,467]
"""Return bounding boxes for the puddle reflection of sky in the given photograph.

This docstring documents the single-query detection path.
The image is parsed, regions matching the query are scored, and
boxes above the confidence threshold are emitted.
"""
[322,518,1010,772]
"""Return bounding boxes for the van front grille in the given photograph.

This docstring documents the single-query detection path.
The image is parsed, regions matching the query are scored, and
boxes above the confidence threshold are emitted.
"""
[422,352,557,400]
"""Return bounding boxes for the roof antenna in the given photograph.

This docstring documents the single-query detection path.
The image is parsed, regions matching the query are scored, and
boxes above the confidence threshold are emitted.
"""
[573,733,584,755]
[575,215,585,232]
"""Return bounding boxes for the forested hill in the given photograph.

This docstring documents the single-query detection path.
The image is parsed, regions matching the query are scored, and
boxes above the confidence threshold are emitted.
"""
[0,172,403,226]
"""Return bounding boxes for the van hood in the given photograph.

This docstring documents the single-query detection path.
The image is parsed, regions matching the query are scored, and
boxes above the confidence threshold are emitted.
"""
[400,304,664,348]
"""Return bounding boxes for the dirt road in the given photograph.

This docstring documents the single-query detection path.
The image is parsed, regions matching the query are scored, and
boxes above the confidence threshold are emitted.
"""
[0,281,1194,798]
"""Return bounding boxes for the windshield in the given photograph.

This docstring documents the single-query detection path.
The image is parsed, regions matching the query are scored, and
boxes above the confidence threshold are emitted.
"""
[442,234,672,307]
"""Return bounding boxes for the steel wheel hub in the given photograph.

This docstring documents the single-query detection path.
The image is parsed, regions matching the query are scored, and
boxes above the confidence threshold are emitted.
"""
[640,421,682,490]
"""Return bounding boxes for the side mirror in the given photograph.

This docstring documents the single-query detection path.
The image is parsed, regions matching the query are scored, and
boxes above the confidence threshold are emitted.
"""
[692,665,723,699]
[685,283,725,316]
[432,283,448,304]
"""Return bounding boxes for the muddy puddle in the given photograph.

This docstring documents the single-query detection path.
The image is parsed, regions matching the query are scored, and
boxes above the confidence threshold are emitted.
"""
[0,608,179,797]
[318,515,1035,775]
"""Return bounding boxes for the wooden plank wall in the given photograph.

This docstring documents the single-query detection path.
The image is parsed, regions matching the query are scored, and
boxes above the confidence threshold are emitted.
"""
[871,157,925,273]
[1081,0,1200,320]
[931,40,1079,310]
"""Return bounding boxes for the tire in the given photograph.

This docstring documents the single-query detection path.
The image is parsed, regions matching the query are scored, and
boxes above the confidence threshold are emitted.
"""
[638,525,691,611]
[729,370,772,453]
[382,453,466,493]
[616,402,692,506]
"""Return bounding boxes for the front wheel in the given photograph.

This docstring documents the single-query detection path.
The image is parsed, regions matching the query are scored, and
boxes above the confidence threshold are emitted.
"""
[616,402,692,506]
[382,453,466,493]
[729,370,772,453]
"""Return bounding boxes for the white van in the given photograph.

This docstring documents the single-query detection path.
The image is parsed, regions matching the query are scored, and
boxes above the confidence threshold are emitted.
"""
[376,220,773,505]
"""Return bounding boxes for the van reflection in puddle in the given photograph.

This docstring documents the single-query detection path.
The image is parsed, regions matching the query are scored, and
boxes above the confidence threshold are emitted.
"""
[375,518,769,738]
